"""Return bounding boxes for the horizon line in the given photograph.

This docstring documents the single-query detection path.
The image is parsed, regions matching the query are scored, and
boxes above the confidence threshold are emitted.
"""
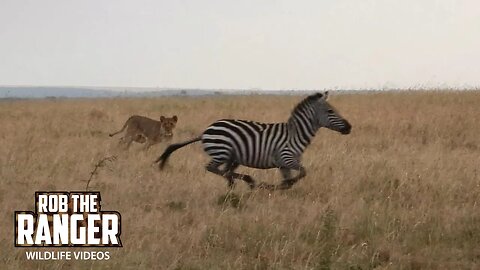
[1,84,480,92]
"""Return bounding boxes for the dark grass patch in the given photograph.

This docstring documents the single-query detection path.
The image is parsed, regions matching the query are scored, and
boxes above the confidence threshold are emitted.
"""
[166,201,187,211]
[216,192,245,210]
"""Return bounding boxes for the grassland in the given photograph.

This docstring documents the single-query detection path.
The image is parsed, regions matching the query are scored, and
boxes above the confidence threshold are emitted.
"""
[1,91,479,269]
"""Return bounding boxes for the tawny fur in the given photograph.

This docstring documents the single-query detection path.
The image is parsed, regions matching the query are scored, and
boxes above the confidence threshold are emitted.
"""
[110,115,178,150]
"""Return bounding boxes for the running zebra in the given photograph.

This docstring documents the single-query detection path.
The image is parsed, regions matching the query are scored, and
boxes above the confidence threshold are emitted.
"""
[155,92,351,190]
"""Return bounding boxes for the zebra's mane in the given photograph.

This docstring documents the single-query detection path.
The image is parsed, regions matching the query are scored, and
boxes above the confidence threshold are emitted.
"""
[290,93,323,116]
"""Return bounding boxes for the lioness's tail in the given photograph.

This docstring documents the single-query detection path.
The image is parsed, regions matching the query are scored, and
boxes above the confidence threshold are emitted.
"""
[109,119,130,137]
[155,136,202,169]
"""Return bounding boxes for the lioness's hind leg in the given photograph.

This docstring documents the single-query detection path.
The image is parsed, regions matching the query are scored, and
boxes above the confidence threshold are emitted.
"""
[143,140,154,151]
[134,134,147,143]
[120,135,134,150]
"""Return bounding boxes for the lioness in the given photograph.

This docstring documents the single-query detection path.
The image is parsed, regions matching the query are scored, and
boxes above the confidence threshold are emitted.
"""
[109,115,178,150]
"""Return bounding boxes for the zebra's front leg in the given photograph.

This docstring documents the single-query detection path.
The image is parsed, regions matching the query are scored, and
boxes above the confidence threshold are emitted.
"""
[277,166,306,190]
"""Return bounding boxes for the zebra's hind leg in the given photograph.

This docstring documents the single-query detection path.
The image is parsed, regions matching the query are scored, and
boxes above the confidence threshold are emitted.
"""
[207,160,257,189]
[223,163,258,189]
[277,166,306,190]
[206,159,235,188]
[226,171,257,189]
[223,162,238,189]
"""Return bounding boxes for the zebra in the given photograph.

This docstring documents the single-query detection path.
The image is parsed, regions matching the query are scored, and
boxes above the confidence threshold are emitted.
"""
[155,91,351,190]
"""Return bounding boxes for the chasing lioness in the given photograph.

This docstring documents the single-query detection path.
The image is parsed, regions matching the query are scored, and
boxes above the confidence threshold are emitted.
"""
[110,115,178,150]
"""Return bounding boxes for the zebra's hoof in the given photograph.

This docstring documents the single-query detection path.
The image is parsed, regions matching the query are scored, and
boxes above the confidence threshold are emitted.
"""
[278,185,291,190]
[257,182,276,191]
[274,182,294,190]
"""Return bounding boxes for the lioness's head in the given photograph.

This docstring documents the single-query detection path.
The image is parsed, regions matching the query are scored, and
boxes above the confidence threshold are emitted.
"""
[160,115,178,137]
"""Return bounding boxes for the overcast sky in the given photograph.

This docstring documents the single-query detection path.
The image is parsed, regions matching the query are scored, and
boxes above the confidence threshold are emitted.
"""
[1,0,479,90]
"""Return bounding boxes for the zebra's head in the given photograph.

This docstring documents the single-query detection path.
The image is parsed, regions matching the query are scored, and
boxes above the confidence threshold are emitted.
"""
[312,91,351,135]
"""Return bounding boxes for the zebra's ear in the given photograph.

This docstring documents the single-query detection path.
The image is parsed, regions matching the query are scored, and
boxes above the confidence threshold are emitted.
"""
[323,91,329,101]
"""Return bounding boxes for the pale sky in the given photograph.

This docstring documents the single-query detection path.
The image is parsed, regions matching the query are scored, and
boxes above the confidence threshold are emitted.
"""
[1,0,479,90]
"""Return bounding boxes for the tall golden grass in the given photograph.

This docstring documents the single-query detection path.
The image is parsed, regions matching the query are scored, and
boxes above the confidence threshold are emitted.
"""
[1,91,479,269]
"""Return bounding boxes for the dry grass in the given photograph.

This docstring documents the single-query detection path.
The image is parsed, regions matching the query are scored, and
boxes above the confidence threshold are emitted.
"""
[1,91,479,269]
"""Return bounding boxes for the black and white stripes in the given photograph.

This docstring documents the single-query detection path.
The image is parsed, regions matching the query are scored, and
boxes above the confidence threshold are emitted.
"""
[156,92,351,190]
[202,120,287,169]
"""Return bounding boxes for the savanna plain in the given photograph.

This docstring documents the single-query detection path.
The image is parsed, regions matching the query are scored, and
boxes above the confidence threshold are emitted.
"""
[1,91,479,270]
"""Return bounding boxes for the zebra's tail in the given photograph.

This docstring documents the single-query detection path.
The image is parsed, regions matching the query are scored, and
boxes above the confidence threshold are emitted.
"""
[155,136,202,169]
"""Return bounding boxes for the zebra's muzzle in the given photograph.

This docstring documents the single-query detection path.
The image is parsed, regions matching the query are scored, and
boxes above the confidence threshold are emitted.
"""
[340,121,352,135]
